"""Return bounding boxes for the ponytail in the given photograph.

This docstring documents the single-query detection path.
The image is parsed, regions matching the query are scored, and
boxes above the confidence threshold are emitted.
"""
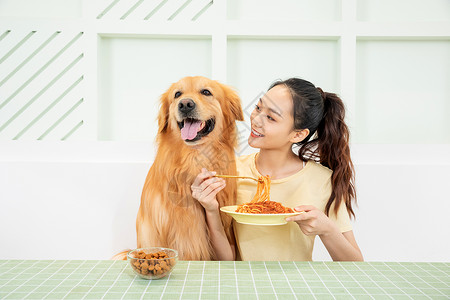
[269,79,356,218]
[316,89,356,218]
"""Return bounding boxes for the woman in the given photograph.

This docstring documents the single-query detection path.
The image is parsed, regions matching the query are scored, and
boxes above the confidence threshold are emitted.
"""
[191,78,363,261]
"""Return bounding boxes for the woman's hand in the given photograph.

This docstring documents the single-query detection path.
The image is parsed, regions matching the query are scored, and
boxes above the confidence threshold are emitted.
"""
[285,205,339,237]
[191,168,226,213]
[191,168,234,260]
[287,205,364,261]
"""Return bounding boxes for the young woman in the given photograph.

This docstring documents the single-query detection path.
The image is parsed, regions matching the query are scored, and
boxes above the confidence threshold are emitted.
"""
[191,78,363,261]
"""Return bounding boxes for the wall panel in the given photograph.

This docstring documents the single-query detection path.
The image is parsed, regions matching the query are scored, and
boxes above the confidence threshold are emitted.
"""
[1,0,449,261]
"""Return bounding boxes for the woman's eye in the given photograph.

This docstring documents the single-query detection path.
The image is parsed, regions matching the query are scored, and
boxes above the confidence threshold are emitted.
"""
[174,91,182,98]
[267,115,274,121]
[255,104,261,111]
[201,89,212,96]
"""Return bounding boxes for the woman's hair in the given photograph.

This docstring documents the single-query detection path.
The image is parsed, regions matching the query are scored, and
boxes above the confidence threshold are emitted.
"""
[268,78,356,218]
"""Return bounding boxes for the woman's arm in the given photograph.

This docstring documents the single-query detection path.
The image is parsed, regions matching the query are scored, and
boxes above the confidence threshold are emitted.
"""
[286,205,363,261]
[205,209,236,261]
[191,168,235,261]
[320,229,362,261]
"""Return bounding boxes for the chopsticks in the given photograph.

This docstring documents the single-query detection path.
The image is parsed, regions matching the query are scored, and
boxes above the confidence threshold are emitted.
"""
[214,174,259,182]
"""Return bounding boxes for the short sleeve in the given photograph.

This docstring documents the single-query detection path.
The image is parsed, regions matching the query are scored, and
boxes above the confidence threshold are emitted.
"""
[328,200,353,233]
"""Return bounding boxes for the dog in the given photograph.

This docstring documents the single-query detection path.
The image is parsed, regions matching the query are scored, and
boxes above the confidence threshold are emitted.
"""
[113,76,243,260]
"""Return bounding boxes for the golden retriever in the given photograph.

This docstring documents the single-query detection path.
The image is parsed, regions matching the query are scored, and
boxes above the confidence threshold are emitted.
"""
[113,76,243,260]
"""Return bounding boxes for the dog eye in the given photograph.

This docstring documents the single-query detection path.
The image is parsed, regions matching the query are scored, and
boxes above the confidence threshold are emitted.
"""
[174,91,182,98]
[201,89,212,96]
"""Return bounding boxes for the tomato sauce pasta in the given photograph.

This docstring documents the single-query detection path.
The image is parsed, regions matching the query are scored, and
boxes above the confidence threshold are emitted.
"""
[235,175,294,214]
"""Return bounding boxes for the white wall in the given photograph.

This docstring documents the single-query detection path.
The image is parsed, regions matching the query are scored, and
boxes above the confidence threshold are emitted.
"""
[1,143,449,261]
[1,0,449,261]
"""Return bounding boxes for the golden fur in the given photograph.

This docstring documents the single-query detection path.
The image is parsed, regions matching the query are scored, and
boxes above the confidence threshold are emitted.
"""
[113,76,243,260]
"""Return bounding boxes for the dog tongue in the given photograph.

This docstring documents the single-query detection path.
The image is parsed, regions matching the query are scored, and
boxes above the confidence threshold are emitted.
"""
[181,120,202,140]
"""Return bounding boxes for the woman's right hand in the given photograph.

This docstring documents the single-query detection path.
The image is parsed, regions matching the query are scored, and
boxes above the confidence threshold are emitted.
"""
[191,168,226,213]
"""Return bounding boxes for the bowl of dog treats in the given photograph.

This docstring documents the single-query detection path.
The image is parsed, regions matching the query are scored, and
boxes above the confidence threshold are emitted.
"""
[127,247,178,279]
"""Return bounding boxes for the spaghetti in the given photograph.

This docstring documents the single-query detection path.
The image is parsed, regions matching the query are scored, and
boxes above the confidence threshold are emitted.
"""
[236,200,294,214]
[234,175,294,214]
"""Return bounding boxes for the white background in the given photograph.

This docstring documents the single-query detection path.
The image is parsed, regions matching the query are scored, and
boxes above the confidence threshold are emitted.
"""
[0,0,449,262]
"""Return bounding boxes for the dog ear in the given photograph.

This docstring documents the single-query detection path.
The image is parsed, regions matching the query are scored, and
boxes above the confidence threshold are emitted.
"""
[157,90,170,134]
[221,84,244,121]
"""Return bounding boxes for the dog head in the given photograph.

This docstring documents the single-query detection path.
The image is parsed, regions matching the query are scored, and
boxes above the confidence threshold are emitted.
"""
[157,76,243,146]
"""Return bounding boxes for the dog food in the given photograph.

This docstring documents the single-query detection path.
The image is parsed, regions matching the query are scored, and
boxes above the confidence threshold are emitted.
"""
[130,250,176,277]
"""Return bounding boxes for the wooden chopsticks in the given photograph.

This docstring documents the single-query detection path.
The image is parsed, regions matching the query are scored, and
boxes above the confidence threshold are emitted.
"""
[214,174,259,182]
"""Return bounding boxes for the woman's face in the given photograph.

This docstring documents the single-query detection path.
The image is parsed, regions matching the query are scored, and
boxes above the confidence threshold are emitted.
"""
[248,85,299,150]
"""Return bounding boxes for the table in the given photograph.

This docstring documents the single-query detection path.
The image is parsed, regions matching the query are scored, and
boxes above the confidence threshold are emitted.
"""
[0,260,448,299]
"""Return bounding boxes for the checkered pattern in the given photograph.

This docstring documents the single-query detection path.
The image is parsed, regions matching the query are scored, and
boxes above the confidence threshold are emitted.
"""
[0,260,448,299]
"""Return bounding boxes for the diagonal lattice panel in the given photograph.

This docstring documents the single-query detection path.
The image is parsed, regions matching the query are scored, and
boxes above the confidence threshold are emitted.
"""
[173,0,214,21]
[13,75,84,141]
[0,29,85,141]
[95,0,214,21]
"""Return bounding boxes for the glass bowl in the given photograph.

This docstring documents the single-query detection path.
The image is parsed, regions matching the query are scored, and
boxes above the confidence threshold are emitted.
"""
[127,247,178,279]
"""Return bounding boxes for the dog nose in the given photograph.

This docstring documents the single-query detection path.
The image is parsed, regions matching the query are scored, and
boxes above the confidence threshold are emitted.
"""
[178,98,196,113]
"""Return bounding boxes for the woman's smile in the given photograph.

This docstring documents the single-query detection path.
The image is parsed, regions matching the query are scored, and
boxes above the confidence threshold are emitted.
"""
[251,127,264,137]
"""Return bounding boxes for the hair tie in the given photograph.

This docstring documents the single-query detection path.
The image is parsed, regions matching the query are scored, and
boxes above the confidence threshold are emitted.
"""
[317,87,326,100]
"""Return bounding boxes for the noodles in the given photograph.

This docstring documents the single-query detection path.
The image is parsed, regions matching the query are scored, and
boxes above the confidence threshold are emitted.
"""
[236,200,294,214]
[235,175,294,214]
[250,175,270,203]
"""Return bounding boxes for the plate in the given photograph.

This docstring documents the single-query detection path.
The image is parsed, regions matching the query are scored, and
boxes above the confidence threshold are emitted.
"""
[220,205,302,226]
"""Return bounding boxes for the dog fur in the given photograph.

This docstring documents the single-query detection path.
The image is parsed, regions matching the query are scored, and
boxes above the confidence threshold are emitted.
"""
[112,76,243,260]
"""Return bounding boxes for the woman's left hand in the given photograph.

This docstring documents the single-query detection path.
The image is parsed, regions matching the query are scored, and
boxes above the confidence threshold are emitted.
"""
[285,205,339,237]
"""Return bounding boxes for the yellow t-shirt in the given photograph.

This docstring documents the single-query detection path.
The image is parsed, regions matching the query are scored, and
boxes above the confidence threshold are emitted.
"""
[234,152,353,261]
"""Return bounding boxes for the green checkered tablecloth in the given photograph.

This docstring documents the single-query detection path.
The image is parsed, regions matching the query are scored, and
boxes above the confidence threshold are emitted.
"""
[0,260,448,299]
